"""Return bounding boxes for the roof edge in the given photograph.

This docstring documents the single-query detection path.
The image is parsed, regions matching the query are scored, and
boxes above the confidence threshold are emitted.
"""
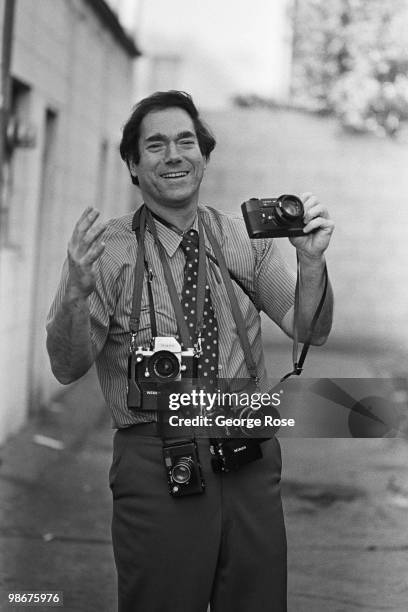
[84,0,141,58]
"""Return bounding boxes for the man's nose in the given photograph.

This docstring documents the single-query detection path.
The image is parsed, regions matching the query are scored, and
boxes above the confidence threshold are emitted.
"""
[165,141,182,162]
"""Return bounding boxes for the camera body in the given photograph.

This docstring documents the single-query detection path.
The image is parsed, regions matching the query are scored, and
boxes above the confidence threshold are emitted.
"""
[163,439,205,497]
[241,195,305,239]
[127,337,196,412]
[210,438,263,473]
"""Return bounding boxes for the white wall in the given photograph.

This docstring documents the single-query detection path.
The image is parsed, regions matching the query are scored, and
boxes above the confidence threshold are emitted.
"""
[0,0,136,443]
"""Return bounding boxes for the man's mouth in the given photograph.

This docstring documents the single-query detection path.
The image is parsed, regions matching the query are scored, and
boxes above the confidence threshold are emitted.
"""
[161,171,189,179]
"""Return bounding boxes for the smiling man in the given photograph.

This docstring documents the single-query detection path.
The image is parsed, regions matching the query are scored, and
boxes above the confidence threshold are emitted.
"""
[46,91,334,612]
[130,107,206,212]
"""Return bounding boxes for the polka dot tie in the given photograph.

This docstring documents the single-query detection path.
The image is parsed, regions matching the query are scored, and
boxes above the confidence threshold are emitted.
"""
[180,229,219,387]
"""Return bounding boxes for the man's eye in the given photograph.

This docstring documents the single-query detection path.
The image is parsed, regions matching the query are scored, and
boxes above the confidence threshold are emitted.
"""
[179,139,195,146]
[147,142,164,151]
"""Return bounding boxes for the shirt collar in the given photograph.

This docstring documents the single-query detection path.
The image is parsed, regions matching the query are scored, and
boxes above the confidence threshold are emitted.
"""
[150,212,199,258]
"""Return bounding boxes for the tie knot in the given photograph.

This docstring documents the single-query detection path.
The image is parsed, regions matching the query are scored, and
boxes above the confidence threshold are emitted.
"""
[181,229,199,260]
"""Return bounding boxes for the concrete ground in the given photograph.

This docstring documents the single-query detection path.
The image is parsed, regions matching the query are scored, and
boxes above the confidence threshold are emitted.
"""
[0,370,115,612]
[1,340,407,612]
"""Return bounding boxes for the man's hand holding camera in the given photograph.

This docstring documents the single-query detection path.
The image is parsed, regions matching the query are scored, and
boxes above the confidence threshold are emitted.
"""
[290,192,334,261]
[286,192,334,345]
[67,207,107,299]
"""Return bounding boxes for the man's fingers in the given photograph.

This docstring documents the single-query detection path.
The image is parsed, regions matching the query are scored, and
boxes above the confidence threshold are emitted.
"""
[301,194,318,211]
[75,208,101,236]
[300,192,314,204]
[70,208,106,258]
[77,206,93,223]
[303,203,329,224]
[83,239,106,264]
[82,222,108,246]
[303,217,335,234]
[68,215,106,264]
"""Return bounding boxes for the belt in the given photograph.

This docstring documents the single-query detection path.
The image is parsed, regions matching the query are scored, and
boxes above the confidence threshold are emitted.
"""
[119,422,196,439]
[118,422,272,444]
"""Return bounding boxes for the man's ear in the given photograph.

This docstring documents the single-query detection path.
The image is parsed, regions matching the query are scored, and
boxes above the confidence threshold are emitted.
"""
[129,159,138,179]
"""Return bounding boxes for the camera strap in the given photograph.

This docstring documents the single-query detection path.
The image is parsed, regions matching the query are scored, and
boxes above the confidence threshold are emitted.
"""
[130,205,259,384]
[133,211,158,338]
[145,207,208,353]
[130,207,192,350]
[130,205,147,343]
[280,254,329,382]
[131,206,327,385]
[149,209,254,304]
[131,205,210,354]
[200,213,259,386]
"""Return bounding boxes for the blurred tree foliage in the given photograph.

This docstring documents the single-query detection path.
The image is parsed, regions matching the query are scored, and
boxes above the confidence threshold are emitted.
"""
[291,0,408,136]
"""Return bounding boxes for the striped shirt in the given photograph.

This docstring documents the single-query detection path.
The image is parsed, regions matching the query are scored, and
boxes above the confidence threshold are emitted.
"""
[47,204,296,428]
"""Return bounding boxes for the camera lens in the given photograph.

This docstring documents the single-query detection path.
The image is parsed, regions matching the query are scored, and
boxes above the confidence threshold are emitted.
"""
[275,195,304,225]
[239,407,261,436]
[281,197,302,219]
[149,350,180,380]
[171,457,193,484]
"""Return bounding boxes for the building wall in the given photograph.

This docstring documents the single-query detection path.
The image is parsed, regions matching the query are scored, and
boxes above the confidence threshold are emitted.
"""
[0,0,137,444]
[132,0,294,109]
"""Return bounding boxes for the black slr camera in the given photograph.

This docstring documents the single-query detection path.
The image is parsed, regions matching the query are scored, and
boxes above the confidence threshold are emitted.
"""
[241,194,305,238]
[127,337,195,411]
[163,439,205,497]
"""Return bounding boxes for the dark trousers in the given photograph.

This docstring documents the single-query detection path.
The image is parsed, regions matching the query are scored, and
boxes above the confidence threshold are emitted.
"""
[110,428,287,612]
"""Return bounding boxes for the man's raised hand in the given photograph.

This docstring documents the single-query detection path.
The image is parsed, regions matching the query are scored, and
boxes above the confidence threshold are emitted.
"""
[67,207,107,298]
[289,193,334,261]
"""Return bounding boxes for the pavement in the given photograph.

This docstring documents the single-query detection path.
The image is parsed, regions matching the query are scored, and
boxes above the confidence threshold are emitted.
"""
[1,341,408,612]
[0,369,116,612]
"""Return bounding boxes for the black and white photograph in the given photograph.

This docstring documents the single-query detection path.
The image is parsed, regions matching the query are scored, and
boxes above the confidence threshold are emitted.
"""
[0,1,407,610]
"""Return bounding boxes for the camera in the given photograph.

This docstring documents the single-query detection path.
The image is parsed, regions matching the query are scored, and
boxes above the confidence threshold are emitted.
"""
[210,438,263,473]
[163,439,205,497]
[127,337,196,412]
[241,195,305,238]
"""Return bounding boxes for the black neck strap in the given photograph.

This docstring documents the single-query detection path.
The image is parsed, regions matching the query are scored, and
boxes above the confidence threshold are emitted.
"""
[133,211,158,339]
[129,205,146,347]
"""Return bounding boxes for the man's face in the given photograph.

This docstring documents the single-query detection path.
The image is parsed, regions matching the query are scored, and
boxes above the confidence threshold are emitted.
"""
[131,107,206,209]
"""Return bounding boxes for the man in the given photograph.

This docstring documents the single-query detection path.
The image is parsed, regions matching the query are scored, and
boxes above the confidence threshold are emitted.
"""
[47,90,334,611]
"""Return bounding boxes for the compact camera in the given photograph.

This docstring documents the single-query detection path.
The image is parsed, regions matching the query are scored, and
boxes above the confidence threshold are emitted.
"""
[163,439,205,497]
[127,337,196,412]
[210,438,263,473]
[241,195,305,238]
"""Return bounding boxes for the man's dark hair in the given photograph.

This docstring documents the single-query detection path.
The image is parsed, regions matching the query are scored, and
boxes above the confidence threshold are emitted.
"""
[119,90,216,185]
